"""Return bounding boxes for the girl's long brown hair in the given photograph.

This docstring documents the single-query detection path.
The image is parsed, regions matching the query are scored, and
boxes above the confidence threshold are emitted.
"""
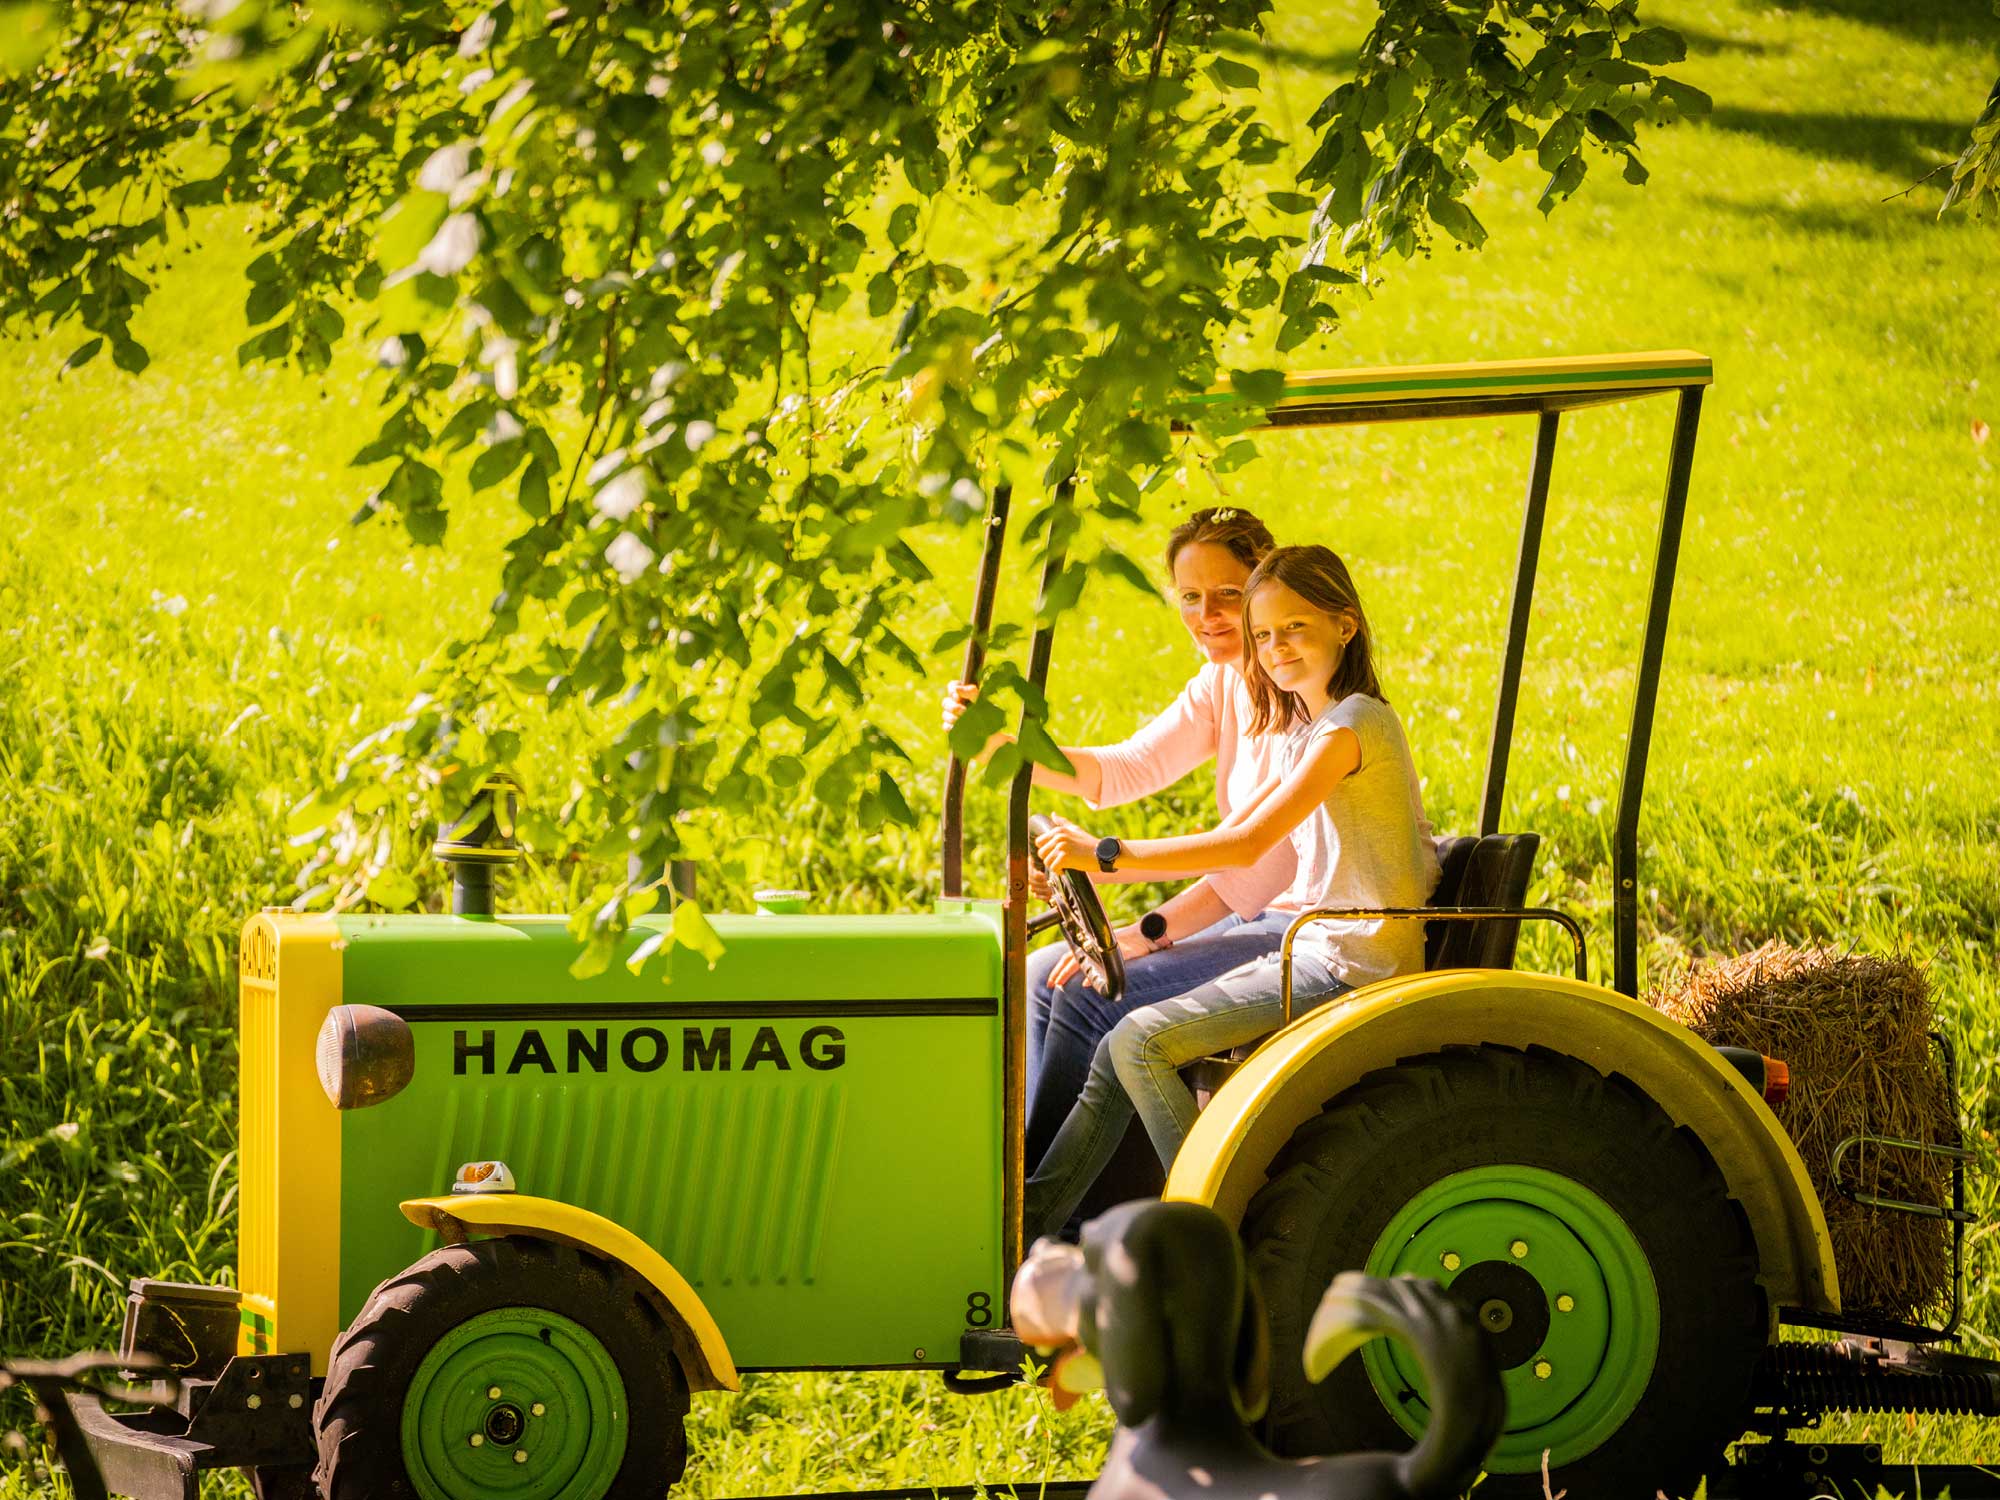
[1242,545,1385,734]
[1164,506,1276,576]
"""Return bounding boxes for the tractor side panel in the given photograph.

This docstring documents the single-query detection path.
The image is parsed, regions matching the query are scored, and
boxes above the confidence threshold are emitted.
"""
[334,912,1002,1370]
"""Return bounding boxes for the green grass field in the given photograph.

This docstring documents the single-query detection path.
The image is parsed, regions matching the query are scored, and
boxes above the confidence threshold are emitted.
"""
[2,0,1996,1493]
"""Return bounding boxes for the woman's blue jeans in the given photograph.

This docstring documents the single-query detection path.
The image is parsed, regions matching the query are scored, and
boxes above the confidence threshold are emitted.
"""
[1024,911,1295,1171]
[1024,944,1351,1243]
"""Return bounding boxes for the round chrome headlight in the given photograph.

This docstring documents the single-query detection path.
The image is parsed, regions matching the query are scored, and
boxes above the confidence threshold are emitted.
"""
[315,1004,415,1110]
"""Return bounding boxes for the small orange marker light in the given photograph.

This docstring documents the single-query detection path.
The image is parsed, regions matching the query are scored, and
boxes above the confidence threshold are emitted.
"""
[451,1160,517,1194]
[1762,1057,1790,1106]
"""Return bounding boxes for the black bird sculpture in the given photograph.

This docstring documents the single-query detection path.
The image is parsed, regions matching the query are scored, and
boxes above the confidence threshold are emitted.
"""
[1010,1199,1506,1500]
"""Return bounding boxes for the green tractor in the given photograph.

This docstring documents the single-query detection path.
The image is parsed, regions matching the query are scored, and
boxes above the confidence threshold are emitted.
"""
[66,353,1992,1500]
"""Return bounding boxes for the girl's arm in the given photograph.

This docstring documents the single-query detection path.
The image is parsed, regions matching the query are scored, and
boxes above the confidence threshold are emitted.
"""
[1036,728,1360,877]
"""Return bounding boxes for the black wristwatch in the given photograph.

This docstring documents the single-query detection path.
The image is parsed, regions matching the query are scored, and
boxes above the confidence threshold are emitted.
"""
[1095,836,1123,873]
[1139,910,1169,947]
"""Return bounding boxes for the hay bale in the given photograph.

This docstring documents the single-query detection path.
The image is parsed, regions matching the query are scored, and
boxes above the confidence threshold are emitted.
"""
[1652,941,1954,1322]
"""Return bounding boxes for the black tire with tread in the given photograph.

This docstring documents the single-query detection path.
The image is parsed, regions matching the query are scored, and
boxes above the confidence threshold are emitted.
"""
[313,1236,690,1500]
[1241,1043,1767,1500]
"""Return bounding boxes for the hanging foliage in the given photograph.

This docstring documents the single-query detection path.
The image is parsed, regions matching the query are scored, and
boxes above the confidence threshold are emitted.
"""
[0,0,1703,969]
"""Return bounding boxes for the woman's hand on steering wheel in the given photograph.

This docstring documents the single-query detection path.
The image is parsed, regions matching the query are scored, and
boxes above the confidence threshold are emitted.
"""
[1033,814,1100,874]
[1049,923,1154,991]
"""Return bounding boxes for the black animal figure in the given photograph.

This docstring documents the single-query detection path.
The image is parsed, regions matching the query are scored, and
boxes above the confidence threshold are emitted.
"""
[1010,1200,1505,1500]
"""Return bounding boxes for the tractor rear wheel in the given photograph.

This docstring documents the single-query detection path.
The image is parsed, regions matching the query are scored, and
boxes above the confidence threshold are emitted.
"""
[314,1236,689,1500]
[1242,1043,1767,1499]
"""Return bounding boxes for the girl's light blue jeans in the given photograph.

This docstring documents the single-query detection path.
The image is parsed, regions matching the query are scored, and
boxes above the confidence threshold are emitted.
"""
[1024,945,1351,1242]
[1024,910,1295,1171]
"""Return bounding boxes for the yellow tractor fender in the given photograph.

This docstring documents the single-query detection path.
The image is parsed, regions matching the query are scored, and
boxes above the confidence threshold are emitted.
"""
[1165,969,1840,1324]
[401,1192,739,1393]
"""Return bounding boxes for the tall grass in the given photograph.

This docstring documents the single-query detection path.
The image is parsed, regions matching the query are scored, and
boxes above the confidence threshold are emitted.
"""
[3,0,1997,1492]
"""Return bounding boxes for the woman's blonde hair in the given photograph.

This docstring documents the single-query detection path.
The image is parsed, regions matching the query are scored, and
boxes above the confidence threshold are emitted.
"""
[1163,506,1276,577]
[1242,545,1385,734]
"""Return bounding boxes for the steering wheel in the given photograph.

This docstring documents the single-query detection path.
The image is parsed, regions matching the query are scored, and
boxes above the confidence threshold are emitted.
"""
[1028,814,1126,1002]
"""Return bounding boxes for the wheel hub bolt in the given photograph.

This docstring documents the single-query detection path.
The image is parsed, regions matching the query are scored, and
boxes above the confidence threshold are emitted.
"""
[469,1434,484,1448]
[487,1386,503,1400]
[1440,1251,1462,1271]
[1556,1294,1575,1313]
[514,1451,528,1465]
[484,1403,527,1445]
[1479,1299,1513,1333]
[532,1403,546,1417]
[1533,1359,1553,1381]
[1509,1239,1529,1259]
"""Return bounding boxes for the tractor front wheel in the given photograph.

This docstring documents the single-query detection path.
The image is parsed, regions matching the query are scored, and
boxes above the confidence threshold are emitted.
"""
[314,1236,689,1500]
[1242,1043,1768,1499]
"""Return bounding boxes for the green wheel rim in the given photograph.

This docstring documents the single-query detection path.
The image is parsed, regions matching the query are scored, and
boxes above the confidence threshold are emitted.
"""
[1361,1165,1659,1473]
[400,1307,628,1500]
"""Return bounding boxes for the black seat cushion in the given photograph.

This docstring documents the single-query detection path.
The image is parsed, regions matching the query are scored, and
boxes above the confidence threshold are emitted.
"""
[1430,832,1541,970]
[1424,835,1480,967]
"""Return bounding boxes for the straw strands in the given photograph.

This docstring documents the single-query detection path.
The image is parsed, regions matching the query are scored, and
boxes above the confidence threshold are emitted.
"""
[1654,942,1954,1321]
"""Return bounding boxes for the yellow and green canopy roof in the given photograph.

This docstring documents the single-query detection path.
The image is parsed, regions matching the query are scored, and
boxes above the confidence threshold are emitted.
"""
[1190,350,1712,428]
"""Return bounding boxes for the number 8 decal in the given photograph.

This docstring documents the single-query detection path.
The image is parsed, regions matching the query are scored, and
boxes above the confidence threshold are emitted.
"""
[965,1290,993,1328]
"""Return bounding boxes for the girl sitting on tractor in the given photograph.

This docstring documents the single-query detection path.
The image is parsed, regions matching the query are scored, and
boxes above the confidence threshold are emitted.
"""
[1027,545,1441,1239]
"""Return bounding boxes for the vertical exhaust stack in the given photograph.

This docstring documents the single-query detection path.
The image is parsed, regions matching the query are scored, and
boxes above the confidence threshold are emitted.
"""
[432,776,523,916]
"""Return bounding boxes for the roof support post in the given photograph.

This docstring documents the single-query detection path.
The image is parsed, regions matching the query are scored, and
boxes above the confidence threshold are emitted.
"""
[1479,410,1560,836]
[1004,479,1073,1280]
[940,483,1012,899]
[1614,386,1704,998]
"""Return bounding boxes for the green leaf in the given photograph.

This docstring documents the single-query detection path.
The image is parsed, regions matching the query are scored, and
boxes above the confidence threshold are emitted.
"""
[61,338,103,373]
[1095,545,1156,597]
[948,698,1006,762]
[469,439,525,492]
[1266,190,1317,214]
[245,280,290,325]
[1017,715,1076,779]
[1228,368,1285,407]
[1655,77,1714,118]
[0,3,58,73]
[820,647,863,703]
[624,930,667,974]
[1537,116,1583,173]
[1585,109,1637,147]
[365,870,420,911]
[568,935,614,981]
[1428,197,1487,248]
[1584,58,1650,86]
[888,203,919,247]
[110,338,151,374]
[518,461,551,518]
[1206,57,1259,91]
[875,770,915,826]
[1538,155,1588,216]
[1622,27,1687,64]
[672,898,726,968]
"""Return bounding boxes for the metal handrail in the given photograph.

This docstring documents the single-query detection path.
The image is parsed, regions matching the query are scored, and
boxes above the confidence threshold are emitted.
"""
[1279,905,1590,1025]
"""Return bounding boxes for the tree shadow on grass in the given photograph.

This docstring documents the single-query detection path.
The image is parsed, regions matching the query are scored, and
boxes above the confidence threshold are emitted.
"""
[1748,0,2000,50]
[1673,25,1786,58]
[1707,106,1964,185]
[1693,193,1954,242]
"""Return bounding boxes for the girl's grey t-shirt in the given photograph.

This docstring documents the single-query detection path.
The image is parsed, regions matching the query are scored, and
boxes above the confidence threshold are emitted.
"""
[1285,693,1441,986]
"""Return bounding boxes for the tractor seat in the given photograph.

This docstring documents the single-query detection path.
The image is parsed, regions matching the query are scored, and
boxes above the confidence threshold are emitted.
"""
[1425,831,1540,969]
[1186,831,1542,1099]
